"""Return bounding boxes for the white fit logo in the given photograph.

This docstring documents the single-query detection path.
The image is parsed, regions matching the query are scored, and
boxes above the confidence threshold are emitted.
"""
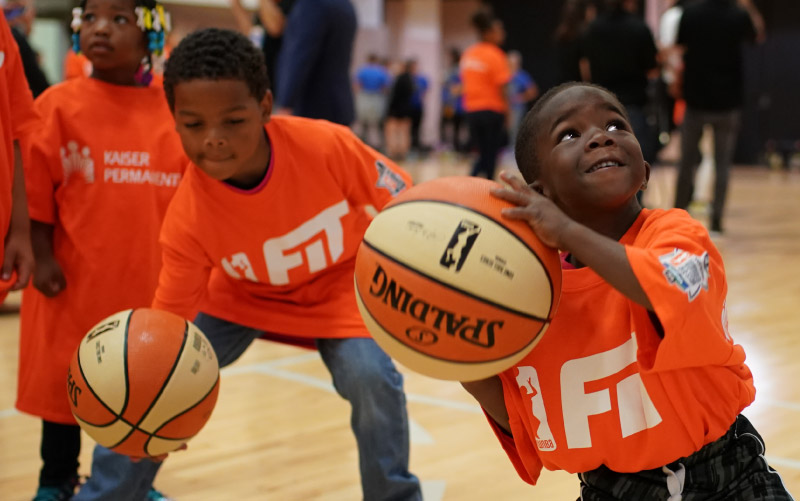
[61,141,95,183]
[517,335,662,451]
[221,200,350,285]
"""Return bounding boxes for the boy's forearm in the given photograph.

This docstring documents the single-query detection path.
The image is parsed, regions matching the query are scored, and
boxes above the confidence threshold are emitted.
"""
[462,376,511,434]
[10,142,31,235]
[560,222,653,310]
[30,219,56,262]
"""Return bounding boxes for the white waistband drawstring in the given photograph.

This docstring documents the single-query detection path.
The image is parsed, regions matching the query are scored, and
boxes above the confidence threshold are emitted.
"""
[662,463,686,501]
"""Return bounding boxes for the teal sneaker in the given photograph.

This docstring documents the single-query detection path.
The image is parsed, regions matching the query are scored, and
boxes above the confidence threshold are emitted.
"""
[32,485,74,501]
[146,487,174,501]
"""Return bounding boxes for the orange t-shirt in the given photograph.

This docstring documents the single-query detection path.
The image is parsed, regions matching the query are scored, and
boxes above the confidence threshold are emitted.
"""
[487,209,754,483]
[63,49,92,80]
[459,42,512,113]
[16,77,186,424]
[152,116,412,339]
[0,16,39,259]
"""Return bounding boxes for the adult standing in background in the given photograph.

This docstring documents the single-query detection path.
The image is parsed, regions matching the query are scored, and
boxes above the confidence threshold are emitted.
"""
[507,50,539,151]
[580,0,658,205]
[229,0,295,100]
[553,0,596,85]
[3,0,49,97]
[580,0,659,166]
[354,53,390,150]
[408,60,429,153]
[673,0,763,234]
[274,0,356,126]
[460,8,511,179]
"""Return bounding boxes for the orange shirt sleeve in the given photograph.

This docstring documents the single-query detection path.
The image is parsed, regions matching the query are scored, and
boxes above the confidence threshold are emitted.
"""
[152,184,213,321]
[327,124,413,211]
[24,94,61,224]
[485,375,544,485]
[625,211,733,372]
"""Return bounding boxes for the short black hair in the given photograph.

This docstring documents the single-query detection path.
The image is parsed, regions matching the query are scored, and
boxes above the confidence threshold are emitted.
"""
[471,9,496,34]
[163,28,270,110]
[514,82,629,183]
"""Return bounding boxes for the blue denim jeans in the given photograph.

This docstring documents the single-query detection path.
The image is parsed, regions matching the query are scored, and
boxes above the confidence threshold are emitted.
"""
[77,312,421,501]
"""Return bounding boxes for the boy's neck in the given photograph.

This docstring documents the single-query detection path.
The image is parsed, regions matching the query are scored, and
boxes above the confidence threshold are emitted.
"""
[225,129,272,191]
[91,68,144,87]
[579,202,643,242]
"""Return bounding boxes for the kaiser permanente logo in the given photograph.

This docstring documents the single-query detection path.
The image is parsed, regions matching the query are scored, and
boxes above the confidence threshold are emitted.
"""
[60,141,181,187]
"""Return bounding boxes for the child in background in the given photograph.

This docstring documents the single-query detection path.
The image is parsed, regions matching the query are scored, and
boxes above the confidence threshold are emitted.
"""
[462,82,794,500]
[0,14,36,295]
[93,27,423,501]
[15,1,184,500]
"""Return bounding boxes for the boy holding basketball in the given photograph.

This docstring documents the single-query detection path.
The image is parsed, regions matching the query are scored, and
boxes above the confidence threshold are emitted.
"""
[462,82,794,499]
[95,28,421,500]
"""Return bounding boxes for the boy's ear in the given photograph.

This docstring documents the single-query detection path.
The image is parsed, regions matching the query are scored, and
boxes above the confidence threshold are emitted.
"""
[260,90,274,124]
[641,161,651,191]
[529,180,548,197]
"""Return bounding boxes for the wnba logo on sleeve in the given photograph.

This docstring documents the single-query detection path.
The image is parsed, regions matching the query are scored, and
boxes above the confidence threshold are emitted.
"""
[61,141,95,184]
[659,249,709,301]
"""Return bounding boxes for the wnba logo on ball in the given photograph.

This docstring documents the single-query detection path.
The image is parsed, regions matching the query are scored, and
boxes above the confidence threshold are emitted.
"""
[440,220,481,272]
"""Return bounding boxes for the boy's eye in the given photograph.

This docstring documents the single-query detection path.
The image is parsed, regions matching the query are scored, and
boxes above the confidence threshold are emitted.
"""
[558,129,578,143]
[183,122,202,129]
[226,119,245,126]
[82,12,95,22]
[607,120,625,132]
[114,15,129,24]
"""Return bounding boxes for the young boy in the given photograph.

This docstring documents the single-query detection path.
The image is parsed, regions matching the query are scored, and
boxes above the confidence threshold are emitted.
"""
[462,82,794,500]
[89,27,422,500]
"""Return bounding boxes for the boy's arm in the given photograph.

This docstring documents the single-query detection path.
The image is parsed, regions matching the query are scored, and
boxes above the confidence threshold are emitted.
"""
[492,172,653,310]
[29,219,66,297]
[151,229,212,322]
[3,142,34,290]
[461,376,510,433]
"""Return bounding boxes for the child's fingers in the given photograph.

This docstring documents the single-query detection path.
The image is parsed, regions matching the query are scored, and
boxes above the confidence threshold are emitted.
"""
[10,258,33,291]
[490,186,530,206]
[498,170,529,190]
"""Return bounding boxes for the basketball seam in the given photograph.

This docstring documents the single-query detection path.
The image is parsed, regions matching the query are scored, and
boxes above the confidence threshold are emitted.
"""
[132,320,191,433]
[145,375,220,454]
[361,239,552,323]
[73,310,132,427]
[355,285,548,364]
[375,199,557,317]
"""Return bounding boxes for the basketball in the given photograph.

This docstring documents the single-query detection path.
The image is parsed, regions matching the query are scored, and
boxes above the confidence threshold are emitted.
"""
[354,176,562,382]
[67,308,220,457]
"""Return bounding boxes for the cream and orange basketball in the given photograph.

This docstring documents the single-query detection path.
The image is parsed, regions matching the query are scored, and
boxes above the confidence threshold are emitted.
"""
[354,176,562,381]
[67,308,220,457]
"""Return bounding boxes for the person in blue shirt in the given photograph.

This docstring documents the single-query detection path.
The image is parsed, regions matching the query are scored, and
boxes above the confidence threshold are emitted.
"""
[508,50,539,151]
[354,53,390,149]
[440,47,465,153]
[408,59,429,153]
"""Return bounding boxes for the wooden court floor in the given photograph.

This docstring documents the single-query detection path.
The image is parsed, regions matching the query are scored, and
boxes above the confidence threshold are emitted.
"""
[1,158,799,500]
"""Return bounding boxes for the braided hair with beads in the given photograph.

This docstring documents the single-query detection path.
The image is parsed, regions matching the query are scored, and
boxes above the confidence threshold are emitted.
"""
[70,0,170,85]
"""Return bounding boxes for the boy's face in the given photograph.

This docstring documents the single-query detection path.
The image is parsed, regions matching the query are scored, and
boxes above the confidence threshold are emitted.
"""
[80,0,146,72]
[172,79,272,185]
[531,86,649,219]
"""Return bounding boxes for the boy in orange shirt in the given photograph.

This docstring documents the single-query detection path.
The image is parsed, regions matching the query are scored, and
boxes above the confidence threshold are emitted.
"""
[0,14,36,293]
[462,82,794,499]
[16,0,182,499]
[102,28,421,500]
